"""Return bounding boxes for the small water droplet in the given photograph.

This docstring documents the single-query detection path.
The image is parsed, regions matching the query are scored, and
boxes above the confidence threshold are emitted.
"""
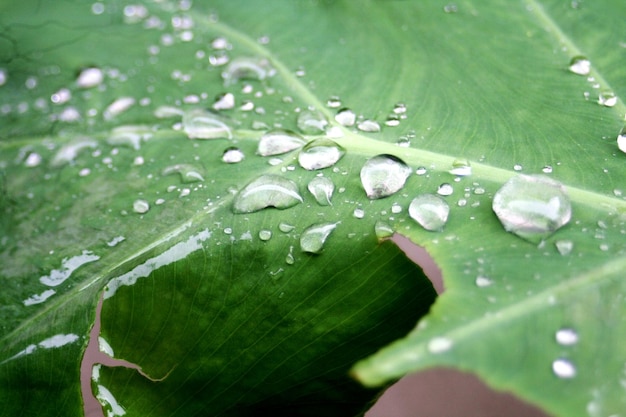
[297,109,328,134]
[617,127,626,154]
[437,183,454,196]
[326,96,342,108]
[298,138,346,170]
[555,328,579,346]
[542,165,553,174]
[513,164,523,171]
[51,88,71,104]
[211,36,230,50]
[240,100,254,111]
[473,187,485,195]
[279,222,295,233]
[285,245,295,264]
[415,166,428,176]
[598,91,617,107]
[162,164,204,183]
[233,174,303,213]
[555,239,573,255]
[374,221,394,240]
[24,152,42,167]
[223,227,233,235]
[475,276,493,287]
[222,147,245,163]
[335,108,356,127]
[568,56,590,75]
[443,3,458,13]
[492,175,572,243]
[0,68,6,86]
[391,203,402,214]
[76,67,104,88]
[393,103,407,114]
[449,159,472,176]
[212,92,235,110]
[259,229,272,241]
[427,337,453,354]
[154,105,184,118]
[257,129,306,156]
[353,208,365,219]
[51,138,98,167]
[307,176,334,206]
[357,119,381,132]
[300,222,339,254]
[360,154,412,199]
[133,199,150,214]
[182,108,232,139]
[222,56,275,86]
[409,194,450,232]
[552,358,576,379]
[103,97,135,120]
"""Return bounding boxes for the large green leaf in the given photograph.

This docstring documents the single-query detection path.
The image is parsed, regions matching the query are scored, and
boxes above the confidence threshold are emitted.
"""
[1,1,625,416]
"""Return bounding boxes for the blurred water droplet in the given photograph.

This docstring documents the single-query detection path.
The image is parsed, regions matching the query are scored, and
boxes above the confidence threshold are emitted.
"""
[0,68,6,86]
[617,127,626,154]
[427,337,453,354]
[357,119,381,132]
[107,125,152,150]
[103,97,135,120]
[555,328,579,346]
[374,221,394,240]
[409,194,450,231]
[233,174,303,213]
[552,358,576,379]
[297,109,328,134]
[182,108,232,139]
[259,229,272,241]
[154,105,184,118]
[24,152,42,167]
[76,67,104,88]
[298,139,345,170]
[326,96,342,108]
[393,103,407,114]
[385,115,400,127]
[257,129,306,156]
[223,227,233,235]
[335,108,356,127]
[391,203,402,214]
[51,138,98,167]
[51,88,71,104]
[300,222,338,254]
[353,208,365,219]
[307,176,334,206]
[222,147,245,163]
[449,159,472,176]
[133,199,150,214]
[542,165,553,174]
[473,187,485,195]
[212,92,235,110]
[568,56,590,75]
[279,222,295,233]
[443,3,458,13]
[415,166,428,175]
[222,56,275,86]
[162,164,204,183]
[211,37,230,50]
[598,91,617,107]
[493,175,572,243]
[437,183,454,196]
[361,154,412,199]
[513,164,523,171]
[555,239,573,255]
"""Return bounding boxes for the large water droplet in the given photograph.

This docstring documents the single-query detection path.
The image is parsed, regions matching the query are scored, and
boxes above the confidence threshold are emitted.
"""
[222,147,245,163]
[298,138,345,170]
[360,155,412,199]
[222,56,275,86]
[408,194,450,232]
[568,56,590,75]
[307,176,334,206]
[297,109,328,134]
[492,175,572,243]
[257,129,306,156]
[182,108,232,139]
[162,164,205,183]
[300,222,338,254]
[555,328,579,346]
[76,67,104,88]
[51,138,98,167]
[233,174,303,213]
[335,108,356,127]
[552,358,576,379]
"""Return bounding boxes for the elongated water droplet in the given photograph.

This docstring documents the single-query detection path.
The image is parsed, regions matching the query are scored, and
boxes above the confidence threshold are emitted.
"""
[154,105,184,118]
[568,56,590,75]
[104,97,135,120]
[427,337,453,354]
[357,119,381,132]
[555,328,579,346]
[279,222,295,233]
[598,91,617,107]
[492,175,572,243]
[374,221,394,240]
[51,138,98,167]
[182,108,232,139]
[107,125,152,150]
[552,358,576,379]
[162,164,204,183]
[617,127,626,154]
[298,138,345,170]
[555,239,573,255]
[133,199,150,214]
[360,154,412,199]
[300,222,338,254]
[449,159,472,176]
[259,229,272,241]
[475,276,493,287]
[222,147,245,163]
[335,108,356,126]
[222,56,275,86]
[285,246,295,264]
[307,176,334,206]
[257,129,306,156]
[233,174,303,213]
[76,67,104,88]
[409,194,450,232]
[297,109,328,134]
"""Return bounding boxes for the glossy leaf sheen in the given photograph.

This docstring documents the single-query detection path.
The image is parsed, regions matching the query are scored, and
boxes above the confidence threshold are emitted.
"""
[1,1,625,417]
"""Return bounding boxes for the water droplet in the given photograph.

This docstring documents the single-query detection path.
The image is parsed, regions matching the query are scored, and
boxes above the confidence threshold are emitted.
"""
[182,108,232,139]
[298,139,345,170]
[415,166,428,176]
[103,97,135,120]
[279,222,295,233]
[617,127,626,154]
[374,221,394,240]
[24,152,42,167]
[555,239,573,255]
[257,129,306,156]
[513,164,523,171]
[300,222,338,254]
[76,67,104,88]
[162,164,204,183]
[393,103,407,114]
[542,165,553,174]
[335,108,356,127]
[107,125,152,150]
[326,96,342,108]
[357,119,381,132]
[307,176,334,206]
[360,154,412,199]
[154,105,184,118]
[598,91,617,107]
[427,337,453,354]
[568,56,590,75]
[385,115,400,127]
[222,56,275,86]
[285,246,295,264]
[473,187,485,195]
[51,138,98,167]
[233,174,303,214]
[391,203,402,214]
[555,328,579,346]
[223,227,233,235]
[437,183,454,196]
[409,194,450,232]
[211,36,230,50]
[353,208,365,219]
[443,3,458,13]
[492,175,572,243]
[0,68,6,86]
[212,92,235,110]
[475,276,493,287]
[552,358,576,379]
[51,88,71,104]
[297,109,328,134]
[222,147,245,163]
[449,159,472,176]
[133,199,150,214]
[259,229,272,241]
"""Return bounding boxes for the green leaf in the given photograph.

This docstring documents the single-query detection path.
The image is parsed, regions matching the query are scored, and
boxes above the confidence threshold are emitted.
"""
[1,1,625,417]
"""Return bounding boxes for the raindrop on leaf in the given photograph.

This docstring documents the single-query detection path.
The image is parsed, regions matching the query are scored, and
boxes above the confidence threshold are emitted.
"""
[374,221,394,240]
[222,56,275,86]
[598,91,617,107]
[162,164,205,183]
[555,328,579,346]
[437,183,454,196]
[258,229,272,241]
[298,138,346,170]
[257,129,306,156]
[297,109,328,134]
[568,56,590,75]
[555,239,573,255]
[182,108,232,139]
[233,174,303,213]
[307,176,334,206]
[133,199,150,214]
[409,194,450,232]
[76,67,104,88]
[360,154,412,199]
[335,108,356,127]
[552,358,576,379]
[300,222,339,254]
[357,119,381,132]
[222,147,245,163]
